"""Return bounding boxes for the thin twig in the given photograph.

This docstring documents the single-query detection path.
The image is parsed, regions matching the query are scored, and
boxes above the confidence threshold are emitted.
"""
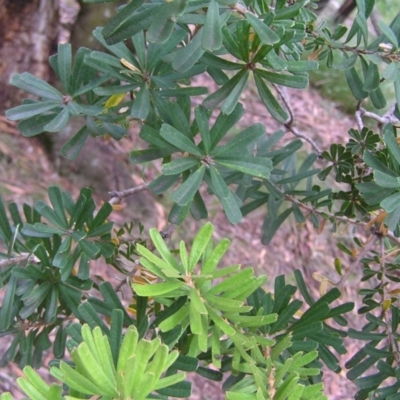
[337,234,376,289]
[115,262,139,292]
[271,83,323,156]
[285,125,323,156]
[109,183,149,204]
[360,106,400,126]
[273,84,293,126]
[0,253,40,268]
[270,180,400,247]
[355,101,364,130]
[160,224,176,241]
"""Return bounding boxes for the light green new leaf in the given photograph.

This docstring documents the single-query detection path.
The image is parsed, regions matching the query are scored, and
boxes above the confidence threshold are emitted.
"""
[202,0,223,51]
[215,157,272,179]
[148,228,184,274]
[160,124,203,156]
[133,281,184,297]
[245,14,279,45]
[188,222,214,272]
[202,238,230,274]
[172,165,206,206]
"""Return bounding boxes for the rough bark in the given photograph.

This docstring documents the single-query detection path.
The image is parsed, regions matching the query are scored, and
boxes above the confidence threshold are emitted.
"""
[0,0,59,114]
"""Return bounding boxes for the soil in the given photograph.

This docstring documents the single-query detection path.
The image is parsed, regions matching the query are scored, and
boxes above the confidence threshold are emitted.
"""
[0,75,373,399]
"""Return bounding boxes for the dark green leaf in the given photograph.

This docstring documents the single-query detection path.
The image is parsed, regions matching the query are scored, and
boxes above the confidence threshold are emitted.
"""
[345,67,368,100]
[172,29,204,73]
[203,69,247,110]
[160,124,203,156]
[245,14,279,45]
[255,69,308,89]
[215,157,272,179]
[10,73,63,101]
[102,0,147,41]
[254,74,288,123]
[162,158,200,175]
[6,101,60,121]
[172,166,206,206]
[61,127,89,160]
[261,208,292,245]
[131,85,150,120]
[212,123,265,157]
[57,43,72,93]
[209,166,242,224]
[202,0,223,51]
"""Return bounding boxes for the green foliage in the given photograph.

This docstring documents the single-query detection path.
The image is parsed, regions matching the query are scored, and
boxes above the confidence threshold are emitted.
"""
[3,0,400,398]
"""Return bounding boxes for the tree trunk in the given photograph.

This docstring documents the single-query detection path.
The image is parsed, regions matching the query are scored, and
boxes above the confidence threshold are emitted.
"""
[0,0,59,114]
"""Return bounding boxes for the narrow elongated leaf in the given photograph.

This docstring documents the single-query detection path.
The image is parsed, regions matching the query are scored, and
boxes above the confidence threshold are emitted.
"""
[221,71,249,115]
[172,166,206,206]
[216,157,272,179]
[202,0,222,51]
[209,166,242,224]
[149,174,180,194]
[195,106,211,154]
[210,103,245,149]
[203,69,247,110]
[254,74,288,123]
[188,222,213,272]
[61,127,89,160]
[384,127,400,166]
[378,20,399,49]
[160,124,203,156]
[133,281,184,297]
[131,85,150,120]
[57,44,72,93]
[43,108,70,132]
[147,9,176,44]
[245,14,279,45]
[261,208,292,245]
[6,102,60,121]
[163,158,200,175]
[10,73,63,101]
[255,69,308,89]
[212,123,265,157]
[172,29,204,72]
[102,0,146,40]
[345,67,368,100]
